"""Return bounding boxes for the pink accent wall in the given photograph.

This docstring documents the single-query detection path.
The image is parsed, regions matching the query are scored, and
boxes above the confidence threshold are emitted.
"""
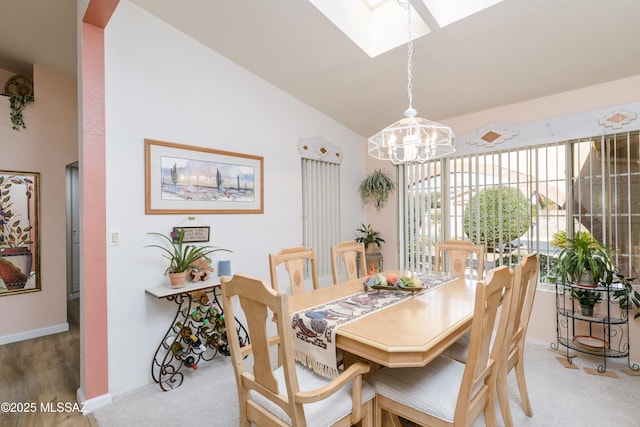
[80,20,109,401]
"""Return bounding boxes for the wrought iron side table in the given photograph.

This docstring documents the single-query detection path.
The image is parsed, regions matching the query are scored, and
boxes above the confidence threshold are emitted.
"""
[146,281,249,391]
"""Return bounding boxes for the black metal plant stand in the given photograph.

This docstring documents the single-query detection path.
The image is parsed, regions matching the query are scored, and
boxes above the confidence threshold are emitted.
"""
[552,280,639,373]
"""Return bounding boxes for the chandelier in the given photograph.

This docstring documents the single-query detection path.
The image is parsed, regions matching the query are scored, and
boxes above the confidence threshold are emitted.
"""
[368,0,455,165]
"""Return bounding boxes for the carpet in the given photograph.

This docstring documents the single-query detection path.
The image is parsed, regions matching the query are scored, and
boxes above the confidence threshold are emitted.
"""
[93,340,640,426]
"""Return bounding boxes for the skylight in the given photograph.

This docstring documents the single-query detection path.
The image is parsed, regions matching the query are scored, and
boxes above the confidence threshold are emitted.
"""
[360,0,392,11]
[308,0,504,57]
[422,0,504,27]
[308,0,429,58]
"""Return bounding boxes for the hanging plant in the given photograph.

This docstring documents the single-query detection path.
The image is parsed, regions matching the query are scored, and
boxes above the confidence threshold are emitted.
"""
[9,94,34,131]
[359,168,395,211]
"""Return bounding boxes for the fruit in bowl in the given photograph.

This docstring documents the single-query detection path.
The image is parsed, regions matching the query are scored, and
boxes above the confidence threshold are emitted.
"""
[363,271,424,291]
[376,273,388,286]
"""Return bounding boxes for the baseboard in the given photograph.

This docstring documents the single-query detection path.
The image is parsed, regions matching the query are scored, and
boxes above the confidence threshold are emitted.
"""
[0,323,69,345]
[526,337,554,347]
[77,388,112,414]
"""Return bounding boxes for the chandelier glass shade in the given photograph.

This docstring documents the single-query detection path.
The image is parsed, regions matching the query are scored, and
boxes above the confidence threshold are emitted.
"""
[368,107,455,164]
[368,1,455,165]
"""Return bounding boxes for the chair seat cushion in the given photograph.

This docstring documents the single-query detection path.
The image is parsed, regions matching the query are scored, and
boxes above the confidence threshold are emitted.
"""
[442,330,498,364]
[250,363,375,427]
[368,355,465,423]
[441,330,471,362]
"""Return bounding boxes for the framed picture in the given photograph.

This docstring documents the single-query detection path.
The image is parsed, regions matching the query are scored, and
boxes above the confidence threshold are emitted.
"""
[0,171,41,296]
[172,226,210,243]
[145,139,264,214]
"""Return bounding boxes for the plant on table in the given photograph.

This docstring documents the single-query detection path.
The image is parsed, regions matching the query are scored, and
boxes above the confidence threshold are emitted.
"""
[570,287,603,316]
[552,230,612,286]
[355,223,385,251]
[147,229,231,286]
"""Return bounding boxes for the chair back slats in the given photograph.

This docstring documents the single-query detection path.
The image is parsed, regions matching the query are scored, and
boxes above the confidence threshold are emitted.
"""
[456,265,514,422]
[497,252,539,426]
[238,296,279,393]
[330,241,367,284]
[269,246,319,295]
[512,253,539,351]
[435,239,485,280]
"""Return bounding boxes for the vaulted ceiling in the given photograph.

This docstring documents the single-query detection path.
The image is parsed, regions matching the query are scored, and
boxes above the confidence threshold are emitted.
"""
[2,0,640,137]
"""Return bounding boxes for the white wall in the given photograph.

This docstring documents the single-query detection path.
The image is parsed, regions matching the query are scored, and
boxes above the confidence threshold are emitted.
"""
[104,1,366,394]
[0,65,78,342]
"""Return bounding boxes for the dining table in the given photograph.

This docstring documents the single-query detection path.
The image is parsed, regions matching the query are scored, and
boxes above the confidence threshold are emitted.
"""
[288,272,477,371]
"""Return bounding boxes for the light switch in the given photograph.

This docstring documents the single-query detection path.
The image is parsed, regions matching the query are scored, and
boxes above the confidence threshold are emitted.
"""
[109,229,120,246]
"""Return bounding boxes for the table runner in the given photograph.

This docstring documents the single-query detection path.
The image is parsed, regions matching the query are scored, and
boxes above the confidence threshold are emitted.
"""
[290,290,415,378]
[290,274,455,378]
[417,273,457,289]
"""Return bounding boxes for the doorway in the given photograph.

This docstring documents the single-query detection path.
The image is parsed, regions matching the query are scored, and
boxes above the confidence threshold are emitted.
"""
[66,162,80,300]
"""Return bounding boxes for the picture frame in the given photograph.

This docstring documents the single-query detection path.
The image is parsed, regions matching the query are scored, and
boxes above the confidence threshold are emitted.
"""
[172,226,210,243]
[0,170,41,296]
[145,139,264,214]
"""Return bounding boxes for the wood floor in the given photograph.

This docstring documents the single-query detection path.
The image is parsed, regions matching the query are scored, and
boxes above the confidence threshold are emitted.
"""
[0,298,99,427]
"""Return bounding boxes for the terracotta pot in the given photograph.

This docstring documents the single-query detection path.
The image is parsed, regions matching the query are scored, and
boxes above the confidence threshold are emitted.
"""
[168,272,187,288]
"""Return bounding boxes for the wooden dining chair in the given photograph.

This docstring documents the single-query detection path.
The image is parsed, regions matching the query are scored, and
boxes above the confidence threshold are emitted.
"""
[435,239,485,280]
[268,246,321,366]
[220,274,375,427]
[368,265,515,427]
[269,246,319,295]
[442,253,539,427]
[330,240,367,284]
[497,253,539,427]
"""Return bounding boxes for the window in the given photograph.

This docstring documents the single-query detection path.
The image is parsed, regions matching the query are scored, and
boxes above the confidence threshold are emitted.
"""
[569,132,640,281]
[401,131,639,286]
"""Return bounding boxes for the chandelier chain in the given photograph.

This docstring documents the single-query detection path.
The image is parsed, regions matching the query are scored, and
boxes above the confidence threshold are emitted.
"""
[400,0,414,111]
[367,0,455,164]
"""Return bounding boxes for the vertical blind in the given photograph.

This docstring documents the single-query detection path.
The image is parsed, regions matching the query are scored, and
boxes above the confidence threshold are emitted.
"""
[301,159,340,276]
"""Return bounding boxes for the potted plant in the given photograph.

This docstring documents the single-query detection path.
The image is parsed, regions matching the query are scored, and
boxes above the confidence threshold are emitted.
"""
[553,230,612,287]
[359,169,394,211]
[4,75,34,131]
[147,229,231,288]
[355,223,384,252]
[553,230,640,318]
[570,287,603,317]
[9,94,34,131]
[607,271,640,320]
[355,223,384,273]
